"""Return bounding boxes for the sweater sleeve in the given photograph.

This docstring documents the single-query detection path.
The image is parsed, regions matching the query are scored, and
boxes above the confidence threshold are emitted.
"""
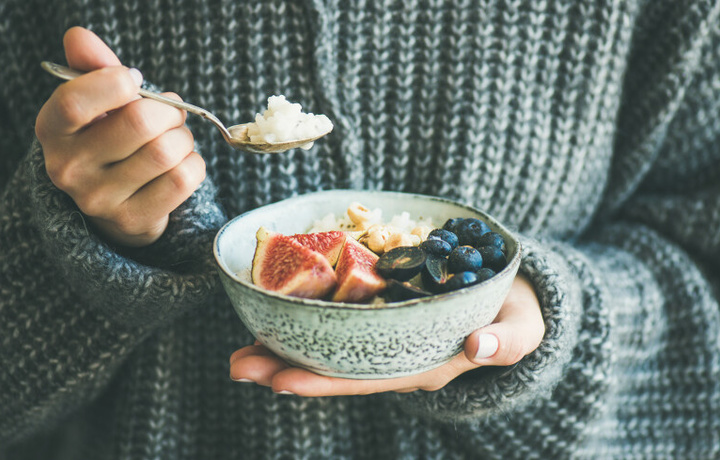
[0,140,226,444]
[390,2,720,456]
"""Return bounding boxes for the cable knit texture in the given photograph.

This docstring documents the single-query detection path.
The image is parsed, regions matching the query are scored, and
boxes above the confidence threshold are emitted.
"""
[1,0,719,459]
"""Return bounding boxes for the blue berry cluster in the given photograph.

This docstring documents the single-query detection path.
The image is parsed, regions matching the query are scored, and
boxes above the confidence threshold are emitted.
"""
[377,217,508,302]
[421,217,507,292]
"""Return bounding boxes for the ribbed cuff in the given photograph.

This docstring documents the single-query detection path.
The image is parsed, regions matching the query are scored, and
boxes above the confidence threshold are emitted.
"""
[26,140,226,328]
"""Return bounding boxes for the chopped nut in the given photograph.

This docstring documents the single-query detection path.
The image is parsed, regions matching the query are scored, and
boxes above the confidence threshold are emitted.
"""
[385,226,403,237]
[366,224,385,234]
[354,220,375,232]
[347,202,374,225]
[367,227,390,254]
[384,233,414,252]
[411,226,432,241]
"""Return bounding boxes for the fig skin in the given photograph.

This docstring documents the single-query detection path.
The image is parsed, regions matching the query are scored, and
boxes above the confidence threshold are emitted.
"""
[332,237,387,303]
[252,227,337,299]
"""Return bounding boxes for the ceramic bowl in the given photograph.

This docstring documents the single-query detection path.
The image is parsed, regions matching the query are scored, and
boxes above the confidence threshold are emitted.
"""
[213,190,521,379]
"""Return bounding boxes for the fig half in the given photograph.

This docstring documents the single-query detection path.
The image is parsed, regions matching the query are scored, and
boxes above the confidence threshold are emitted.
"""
[252,227,337,299]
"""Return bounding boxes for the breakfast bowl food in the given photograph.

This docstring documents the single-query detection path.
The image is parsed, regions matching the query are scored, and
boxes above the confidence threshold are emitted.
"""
[213,190,521,379]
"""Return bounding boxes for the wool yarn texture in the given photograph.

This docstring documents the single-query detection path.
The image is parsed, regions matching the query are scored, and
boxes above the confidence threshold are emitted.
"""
[1,1,719,459]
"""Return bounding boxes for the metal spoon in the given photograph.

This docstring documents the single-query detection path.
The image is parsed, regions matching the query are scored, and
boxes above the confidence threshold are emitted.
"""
[40,61,332,154]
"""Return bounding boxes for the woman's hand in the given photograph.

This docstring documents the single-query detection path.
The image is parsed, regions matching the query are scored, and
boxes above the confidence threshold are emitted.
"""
[35,27,205,247]
[229,275,544,396]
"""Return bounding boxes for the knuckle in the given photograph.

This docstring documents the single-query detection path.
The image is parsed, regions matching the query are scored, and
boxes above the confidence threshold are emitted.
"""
[167,164,195,192]
[101,66,138,100]
[160,93,187,123]
[169,153,205,192]
[35,106,54,144]
[146,138,179,172]
[146,128,195,171]
[35,121,50,145]
[53,86,85,126]
[75,193,101,216]
[45,159,76,191]
[113,213,144,236]
[110,204,163,238]
[194,154,207,182]
[75,189,110,217]
[175,128,196,156]
[179,126,195,149]
[124,102,157,140]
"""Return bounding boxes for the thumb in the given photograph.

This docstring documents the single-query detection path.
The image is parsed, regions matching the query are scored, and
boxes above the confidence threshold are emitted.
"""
[465,325,531,367]
[63,26,122,71]
[464,275,545,366]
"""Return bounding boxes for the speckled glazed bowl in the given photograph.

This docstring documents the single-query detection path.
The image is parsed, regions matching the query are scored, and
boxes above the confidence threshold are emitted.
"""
[214,190,521,379]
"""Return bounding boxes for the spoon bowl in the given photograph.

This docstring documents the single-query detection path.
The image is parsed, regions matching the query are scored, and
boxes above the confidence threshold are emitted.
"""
[40,61,332,154]
[226,123,329,154]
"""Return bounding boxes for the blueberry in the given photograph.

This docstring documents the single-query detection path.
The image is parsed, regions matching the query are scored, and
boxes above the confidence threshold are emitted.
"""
[419,238,452,257]
[454,218,491,247]
[447,246,483,273]
[376,246,427,281]
[478,246,506,272]
[475,267,496,282]
[476,232,506,253]
[444,271,479,291]
[442,218,464,234]
[427,228,459,250]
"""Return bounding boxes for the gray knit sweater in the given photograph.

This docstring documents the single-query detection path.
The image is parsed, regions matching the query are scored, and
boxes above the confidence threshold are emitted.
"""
[1,0,719,458]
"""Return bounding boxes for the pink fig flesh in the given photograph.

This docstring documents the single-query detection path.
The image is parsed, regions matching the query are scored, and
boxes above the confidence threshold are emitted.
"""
[289,231,346,267]
[332,237,387,303]
[252,227,337,299]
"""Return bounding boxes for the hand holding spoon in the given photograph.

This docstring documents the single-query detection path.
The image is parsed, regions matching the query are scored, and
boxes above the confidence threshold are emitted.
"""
[41,61,332,154]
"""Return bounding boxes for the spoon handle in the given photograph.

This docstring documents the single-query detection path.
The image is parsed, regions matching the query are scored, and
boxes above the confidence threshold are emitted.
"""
[40,61,232,140]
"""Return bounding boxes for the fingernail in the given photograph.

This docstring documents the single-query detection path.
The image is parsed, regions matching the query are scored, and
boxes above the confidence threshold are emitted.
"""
[275,390,294,395]
[231,376,254,383]
[475,333,499,360]
[128,67,144,86]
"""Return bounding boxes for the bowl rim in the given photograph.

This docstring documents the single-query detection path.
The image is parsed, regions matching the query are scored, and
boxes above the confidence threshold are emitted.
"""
[213,189,522,311]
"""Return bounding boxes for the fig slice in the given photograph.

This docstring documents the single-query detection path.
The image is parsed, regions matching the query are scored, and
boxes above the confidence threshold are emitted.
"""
[289,231,347,267]
[252,227,337,299]
[332,237,387,303]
